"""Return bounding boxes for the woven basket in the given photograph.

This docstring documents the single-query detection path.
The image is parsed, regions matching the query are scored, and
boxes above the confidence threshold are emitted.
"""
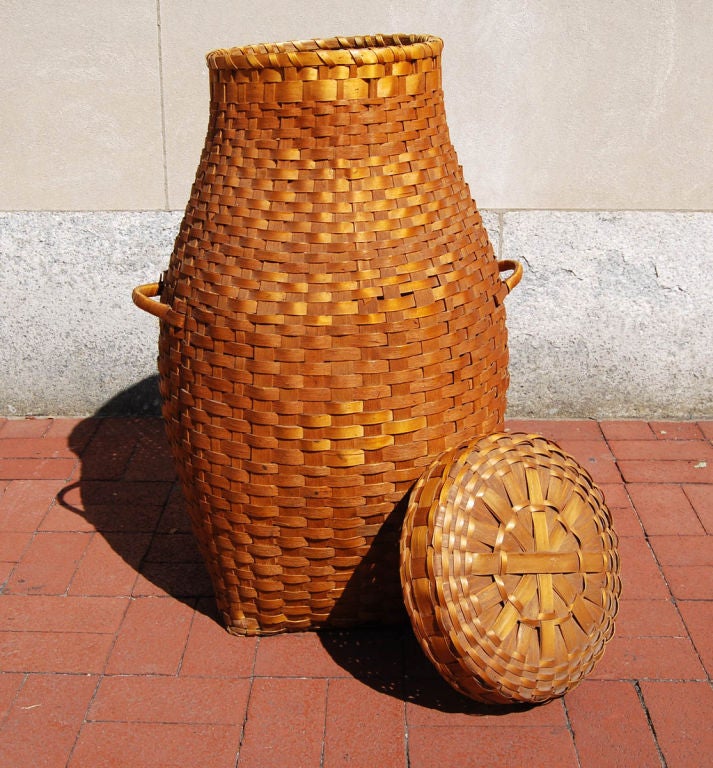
[400,433,621,703]
[133,34,521,635]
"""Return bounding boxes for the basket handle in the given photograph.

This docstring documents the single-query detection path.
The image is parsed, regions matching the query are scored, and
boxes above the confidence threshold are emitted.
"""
[133,263,522,326]
[497,259,523,294]
[132,282,185,328]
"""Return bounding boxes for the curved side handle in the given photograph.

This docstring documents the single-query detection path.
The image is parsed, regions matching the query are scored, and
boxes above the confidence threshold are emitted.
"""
[497,259,523,295]
[132,283,184,328]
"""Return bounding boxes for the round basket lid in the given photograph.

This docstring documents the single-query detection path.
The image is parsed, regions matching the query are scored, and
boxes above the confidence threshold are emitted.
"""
[400,432,621,704]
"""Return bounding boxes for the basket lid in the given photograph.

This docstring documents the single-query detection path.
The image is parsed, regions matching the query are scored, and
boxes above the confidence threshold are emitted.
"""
[400,432,621,704]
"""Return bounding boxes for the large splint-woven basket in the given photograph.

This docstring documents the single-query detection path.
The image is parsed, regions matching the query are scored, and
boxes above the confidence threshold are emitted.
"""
[133,35,521,635]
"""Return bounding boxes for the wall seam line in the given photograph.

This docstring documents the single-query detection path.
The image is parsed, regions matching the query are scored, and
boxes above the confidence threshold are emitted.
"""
[498,210,504,260]
[156,0,169,210]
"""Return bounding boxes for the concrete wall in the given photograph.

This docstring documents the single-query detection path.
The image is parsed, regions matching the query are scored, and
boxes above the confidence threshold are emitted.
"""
[1,1,712,417]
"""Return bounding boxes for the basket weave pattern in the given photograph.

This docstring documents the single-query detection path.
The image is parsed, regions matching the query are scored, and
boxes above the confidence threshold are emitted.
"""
[401,433,621,703]
[154,35,518,634]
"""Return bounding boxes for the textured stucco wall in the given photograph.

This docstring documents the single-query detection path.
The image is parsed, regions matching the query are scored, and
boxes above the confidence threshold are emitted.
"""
[504,211,713,418]
[2,210,710,418]
[1,2,712,417]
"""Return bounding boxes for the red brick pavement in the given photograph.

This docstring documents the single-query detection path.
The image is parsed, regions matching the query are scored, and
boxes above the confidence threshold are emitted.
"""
[0,417,711,767]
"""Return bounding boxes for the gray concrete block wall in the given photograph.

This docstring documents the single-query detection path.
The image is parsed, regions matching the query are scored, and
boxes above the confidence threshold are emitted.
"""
[2,210,710,418]
[4,2,712,212]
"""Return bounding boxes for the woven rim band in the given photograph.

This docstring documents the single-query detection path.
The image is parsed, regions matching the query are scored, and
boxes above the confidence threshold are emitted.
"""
[207,34,443,70]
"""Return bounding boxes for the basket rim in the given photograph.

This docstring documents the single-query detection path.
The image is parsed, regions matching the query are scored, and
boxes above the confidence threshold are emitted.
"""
[206,34,443,70]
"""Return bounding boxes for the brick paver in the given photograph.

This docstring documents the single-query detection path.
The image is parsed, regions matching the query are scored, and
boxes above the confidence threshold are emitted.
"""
[0,417,710,767]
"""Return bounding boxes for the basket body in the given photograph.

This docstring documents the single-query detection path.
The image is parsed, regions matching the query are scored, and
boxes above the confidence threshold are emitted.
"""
[401,433,621,703]
[156,35,517,634]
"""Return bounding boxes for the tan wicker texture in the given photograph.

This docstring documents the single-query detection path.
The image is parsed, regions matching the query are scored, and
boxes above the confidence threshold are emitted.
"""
[400,433,621,704]
[133,35,521,635]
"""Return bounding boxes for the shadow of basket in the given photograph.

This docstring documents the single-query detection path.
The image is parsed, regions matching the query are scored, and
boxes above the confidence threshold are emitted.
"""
[317,621,537,715]
[53,377,544,714]
[313,491,539,714]
[55,376,215,617]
